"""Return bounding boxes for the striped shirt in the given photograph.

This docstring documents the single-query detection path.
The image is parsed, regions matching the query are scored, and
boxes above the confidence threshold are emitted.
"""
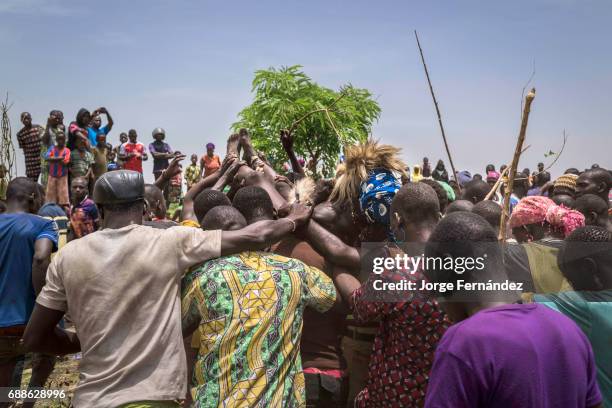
[70,149,94,178]
[45,146,71,178]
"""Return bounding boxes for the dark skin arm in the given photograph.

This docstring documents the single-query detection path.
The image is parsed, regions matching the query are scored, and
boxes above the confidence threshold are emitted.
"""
[74,129,91,151]
[22,305,80,355]
[32,239,53,295]
[154,154,187,190]
[220,203,311,256]
[42,118,53,146]
[100,107,114,132]
[212,159,244,191]
[46,156,64,163]
[332,264,361,311]
[234,166,288,210]
[280,130,304,175]
[304,220,360,270]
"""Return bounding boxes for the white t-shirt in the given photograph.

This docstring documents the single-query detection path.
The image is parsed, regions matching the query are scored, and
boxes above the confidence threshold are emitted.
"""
[37,224,222,408]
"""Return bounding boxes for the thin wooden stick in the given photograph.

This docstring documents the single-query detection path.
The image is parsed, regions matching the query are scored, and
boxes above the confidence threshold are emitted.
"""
[415,30,461,192]
[499,88,536,241]
[286,92,346,136]
[531,130,568,178]
[485,167,509,201]
[484,145,531,201]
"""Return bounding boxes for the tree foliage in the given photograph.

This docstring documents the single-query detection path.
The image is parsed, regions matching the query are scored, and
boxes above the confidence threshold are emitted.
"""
[232,65,381,177]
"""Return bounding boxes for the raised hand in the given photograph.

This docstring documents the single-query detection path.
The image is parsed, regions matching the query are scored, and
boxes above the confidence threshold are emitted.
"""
[280,129,293,151]
[165,154,186,178]
[281,202,313,228]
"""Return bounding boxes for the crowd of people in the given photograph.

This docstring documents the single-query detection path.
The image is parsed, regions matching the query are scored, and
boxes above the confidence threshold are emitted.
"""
[1,107,611,408]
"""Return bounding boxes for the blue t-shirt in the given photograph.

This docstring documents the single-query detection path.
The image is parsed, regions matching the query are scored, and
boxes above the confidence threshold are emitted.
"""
[87,125,109,147]
[0,213,59,327]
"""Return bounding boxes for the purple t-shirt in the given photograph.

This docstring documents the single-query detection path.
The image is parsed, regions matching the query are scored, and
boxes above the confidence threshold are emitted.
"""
[425,303,601,408]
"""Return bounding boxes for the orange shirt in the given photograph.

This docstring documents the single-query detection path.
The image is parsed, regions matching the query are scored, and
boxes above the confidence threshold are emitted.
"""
[202,154,221,177]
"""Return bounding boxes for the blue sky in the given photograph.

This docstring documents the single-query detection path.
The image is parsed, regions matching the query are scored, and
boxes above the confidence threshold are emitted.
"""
[1,0,610,182]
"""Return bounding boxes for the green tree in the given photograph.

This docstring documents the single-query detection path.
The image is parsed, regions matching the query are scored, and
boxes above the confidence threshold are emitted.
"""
[232,65,381,177]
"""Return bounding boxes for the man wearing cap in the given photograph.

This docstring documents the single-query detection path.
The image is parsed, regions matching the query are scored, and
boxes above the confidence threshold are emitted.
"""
[23,169,314,408]
[149,128,174,181]
[552,173,579,203]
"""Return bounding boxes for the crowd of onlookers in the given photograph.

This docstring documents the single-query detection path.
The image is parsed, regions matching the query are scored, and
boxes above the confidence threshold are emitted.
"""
[1,108,226,223]
[1,109,611,408]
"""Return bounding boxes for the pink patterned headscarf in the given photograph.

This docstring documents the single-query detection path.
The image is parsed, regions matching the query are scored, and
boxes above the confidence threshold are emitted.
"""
[545,205,585,237]
[509,196,555,229]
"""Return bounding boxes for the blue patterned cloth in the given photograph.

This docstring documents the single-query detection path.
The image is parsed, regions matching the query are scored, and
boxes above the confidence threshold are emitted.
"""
[359,168,402,229]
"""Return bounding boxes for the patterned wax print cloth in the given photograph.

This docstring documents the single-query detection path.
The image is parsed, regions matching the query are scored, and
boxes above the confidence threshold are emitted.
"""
[359,168,402,228]
[181,251,336,407]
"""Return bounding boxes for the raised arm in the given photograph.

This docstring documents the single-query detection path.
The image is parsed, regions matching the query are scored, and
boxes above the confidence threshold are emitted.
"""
[211,159,245,191]
[154,154,187,189]
[180,172,223,222]
[280,130,304,175]
[101,107,114,131]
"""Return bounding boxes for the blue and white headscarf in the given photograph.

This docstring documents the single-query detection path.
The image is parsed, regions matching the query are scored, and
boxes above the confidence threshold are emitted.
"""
[359,168,402,229]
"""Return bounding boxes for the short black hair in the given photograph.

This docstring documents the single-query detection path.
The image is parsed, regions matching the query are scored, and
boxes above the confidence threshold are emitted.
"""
[574,194,608,219]
[445,199,474,214]
[419,179,448,213]
[392,182,440,223]
[535,171,551,186]
[425,212,503,297]
[6,177,38,203]
[193,189,231,224]
[202,205,247,231]
[144,184,164,203]
[100,199,144,213]
[552,194,575,209]
[472,200,502,230]
[461,180,490,204]
[565,168,580,175]
[581,168,612,191]
[558,226,612,291]
[232,186,275,223]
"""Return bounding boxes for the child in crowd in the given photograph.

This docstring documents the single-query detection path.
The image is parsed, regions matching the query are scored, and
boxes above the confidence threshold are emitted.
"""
[68,177,99,240]
[70,138,94,180]
[167,151,183,218]
[107,151,120,171]
[184,153,200,190]
[45,132,71,209]
[92,134,111,182]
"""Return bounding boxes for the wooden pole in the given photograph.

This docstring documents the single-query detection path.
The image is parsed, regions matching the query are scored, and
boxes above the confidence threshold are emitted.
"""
[498,88,536,241]
[415,30,461,192]
[484,167,509,201]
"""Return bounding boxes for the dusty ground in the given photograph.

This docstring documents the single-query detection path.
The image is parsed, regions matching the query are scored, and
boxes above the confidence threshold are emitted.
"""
[11,354,80,408]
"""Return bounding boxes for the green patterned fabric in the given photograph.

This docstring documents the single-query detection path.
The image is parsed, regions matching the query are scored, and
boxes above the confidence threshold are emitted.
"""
[181,251,336,407]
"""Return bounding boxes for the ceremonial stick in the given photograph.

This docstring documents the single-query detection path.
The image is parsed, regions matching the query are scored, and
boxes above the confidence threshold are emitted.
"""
[498,88,536,241]
[484,144,530,201]
[484,167,509,201]
[414,30,461,192]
